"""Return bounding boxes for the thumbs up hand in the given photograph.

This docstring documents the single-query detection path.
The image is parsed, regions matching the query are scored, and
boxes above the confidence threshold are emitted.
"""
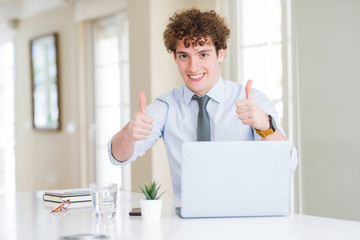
[235,80,270,131]
[128,92,154,141]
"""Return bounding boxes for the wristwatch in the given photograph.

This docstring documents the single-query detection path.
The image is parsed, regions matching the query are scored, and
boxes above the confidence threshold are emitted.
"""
[255,115,276,137]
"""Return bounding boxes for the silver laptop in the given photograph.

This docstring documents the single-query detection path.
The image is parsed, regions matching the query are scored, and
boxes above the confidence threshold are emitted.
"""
[178,141,292,218]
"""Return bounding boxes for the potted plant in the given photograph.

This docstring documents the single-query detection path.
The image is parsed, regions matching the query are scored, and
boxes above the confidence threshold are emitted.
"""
[139,180,165,222]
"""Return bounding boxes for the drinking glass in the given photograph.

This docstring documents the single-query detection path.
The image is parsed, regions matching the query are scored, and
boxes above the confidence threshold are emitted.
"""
[90,183,118,218]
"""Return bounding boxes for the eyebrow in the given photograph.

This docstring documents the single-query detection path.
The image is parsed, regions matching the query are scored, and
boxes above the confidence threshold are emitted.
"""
[176,49,213,55]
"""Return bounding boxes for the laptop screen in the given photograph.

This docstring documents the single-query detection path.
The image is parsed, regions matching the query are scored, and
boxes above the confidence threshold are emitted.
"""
[180,141,292,218]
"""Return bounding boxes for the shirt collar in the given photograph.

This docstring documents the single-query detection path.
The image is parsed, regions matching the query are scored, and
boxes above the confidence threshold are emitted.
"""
[183,77,225,105]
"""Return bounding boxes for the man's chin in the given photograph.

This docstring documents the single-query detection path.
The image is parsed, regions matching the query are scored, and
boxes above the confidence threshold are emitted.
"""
[189,87,207,96]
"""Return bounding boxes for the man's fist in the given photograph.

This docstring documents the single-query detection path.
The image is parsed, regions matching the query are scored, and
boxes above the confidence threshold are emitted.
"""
[128,92,154,141]
[235,80,269,131]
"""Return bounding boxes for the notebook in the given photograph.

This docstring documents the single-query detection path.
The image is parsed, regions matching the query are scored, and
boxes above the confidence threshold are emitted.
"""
[43,188,91,203]
[178,141,292,218]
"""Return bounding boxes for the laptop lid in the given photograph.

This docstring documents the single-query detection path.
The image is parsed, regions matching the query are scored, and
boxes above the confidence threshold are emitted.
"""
[180,141,292,218]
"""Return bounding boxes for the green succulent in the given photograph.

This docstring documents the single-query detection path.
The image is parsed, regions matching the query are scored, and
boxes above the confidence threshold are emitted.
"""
[140,180,166,200]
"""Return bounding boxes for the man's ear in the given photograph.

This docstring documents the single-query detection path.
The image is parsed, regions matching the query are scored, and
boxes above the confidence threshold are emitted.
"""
[217,49,226,62]
[173,52,177,61]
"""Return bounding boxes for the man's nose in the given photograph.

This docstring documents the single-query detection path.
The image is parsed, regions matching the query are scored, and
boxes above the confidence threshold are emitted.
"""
[188,57,199,72]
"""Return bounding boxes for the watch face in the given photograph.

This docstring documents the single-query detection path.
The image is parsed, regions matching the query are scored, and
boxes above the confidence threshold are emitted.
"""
[270,115,276,131]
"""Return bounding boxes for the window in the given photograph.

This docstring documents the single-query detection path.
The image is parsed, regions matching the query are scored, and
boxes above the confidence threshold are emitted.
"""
[90,13,130,188]
[242,0,284,121]
[0,39,15,193]
[226,0,285,121]
[224,0,295,210]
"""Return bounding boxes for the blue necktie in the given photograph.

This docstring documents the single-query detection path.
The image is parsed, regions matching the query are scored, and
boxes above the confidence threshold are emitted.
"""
[192,95,211,141]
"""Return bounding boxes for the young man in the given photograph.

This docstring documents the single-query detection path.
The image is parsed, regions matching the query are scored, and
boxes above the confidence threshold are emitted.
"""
[108,8,297,198]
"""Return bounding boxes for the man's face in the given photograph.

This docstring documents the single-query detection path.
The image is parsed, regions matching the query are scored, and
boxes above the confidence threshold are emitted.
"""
[174,39,226,96]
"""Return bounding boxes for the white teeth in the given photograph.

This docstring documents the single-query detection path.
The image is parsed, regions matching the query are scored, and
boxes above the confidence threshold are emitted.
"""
[189,74,204,79]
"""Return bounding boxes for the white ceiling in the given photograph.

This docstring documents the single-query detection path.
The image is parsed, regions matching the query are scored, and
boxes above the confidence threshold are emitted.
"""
[0,0,68,22]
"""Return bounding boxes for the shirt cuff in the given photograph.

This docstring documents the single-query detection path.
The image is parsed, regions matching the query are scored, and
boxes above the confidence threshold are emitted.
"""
[107,138,137,166]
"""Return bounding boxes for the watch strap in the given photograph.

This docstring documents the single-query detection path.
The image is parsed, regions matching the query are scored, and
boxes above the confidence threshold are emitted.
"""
[255,128,275,137]
[255,115,276,137]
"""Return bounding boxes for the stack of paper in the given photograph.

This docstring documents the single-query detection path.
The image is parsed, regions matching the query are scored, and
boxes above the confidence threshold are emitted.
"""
[43,189,92,209]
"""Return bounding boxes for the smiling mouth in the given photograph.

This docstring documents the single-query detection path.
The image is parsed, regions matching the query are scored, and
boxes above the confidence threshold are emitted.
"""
[188,73,205,81]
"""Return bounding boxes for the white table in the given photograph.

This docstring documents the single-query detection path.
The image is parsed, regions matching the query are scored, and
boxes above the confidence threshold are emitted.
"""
[1,191,359,239]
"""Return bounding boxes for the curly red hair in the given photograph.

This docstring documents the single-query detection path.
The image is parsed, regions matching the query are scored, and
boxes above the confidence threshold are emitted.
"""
[163,8,231,54]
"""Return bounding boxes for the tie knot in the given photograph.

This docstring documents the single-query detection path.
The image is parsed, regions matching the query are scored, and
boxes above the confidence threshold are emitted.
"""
[192,95,210,110]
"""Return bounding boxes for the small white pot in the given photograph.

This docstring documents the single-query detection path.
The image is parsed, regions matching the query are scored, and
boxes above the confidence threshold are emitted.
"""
[140,199,163,222]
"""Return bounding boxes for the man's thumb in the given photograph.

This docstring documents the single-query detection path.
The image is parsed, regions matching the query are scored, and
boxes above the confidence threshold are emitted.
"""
[138,91,146,114]
[245,80,253,99]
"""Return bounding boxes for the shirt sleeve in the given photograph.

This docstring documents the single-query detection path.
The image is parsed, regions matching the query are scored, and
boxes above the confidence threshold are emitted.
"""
[107,99,169,166]
[250,89,284,138]
[252,88,298,173]
[289,145,298,173]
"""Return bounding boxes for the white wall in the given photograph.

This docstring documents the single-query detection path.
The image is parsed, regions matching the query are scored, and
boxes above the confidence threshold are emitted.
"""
[296,0,360,221]
[15,3,80,191]
[127,0,153,192]
[14,0,127,191]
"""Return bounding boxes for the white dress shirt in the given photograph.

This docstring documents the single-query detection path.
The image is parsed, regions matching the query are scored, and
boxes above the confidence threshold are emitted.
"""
[108,77,298,198]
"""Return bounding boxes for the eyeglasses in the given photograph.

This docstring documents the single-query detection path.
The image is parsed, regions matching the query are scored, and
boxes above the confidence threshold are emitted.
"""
[51,199,71,213]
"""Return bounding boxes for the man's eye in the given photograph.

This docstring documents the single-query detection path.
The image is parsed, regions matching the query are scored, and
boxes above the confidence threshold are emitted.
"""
[179,54,187,59]
[200,53,208,58]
